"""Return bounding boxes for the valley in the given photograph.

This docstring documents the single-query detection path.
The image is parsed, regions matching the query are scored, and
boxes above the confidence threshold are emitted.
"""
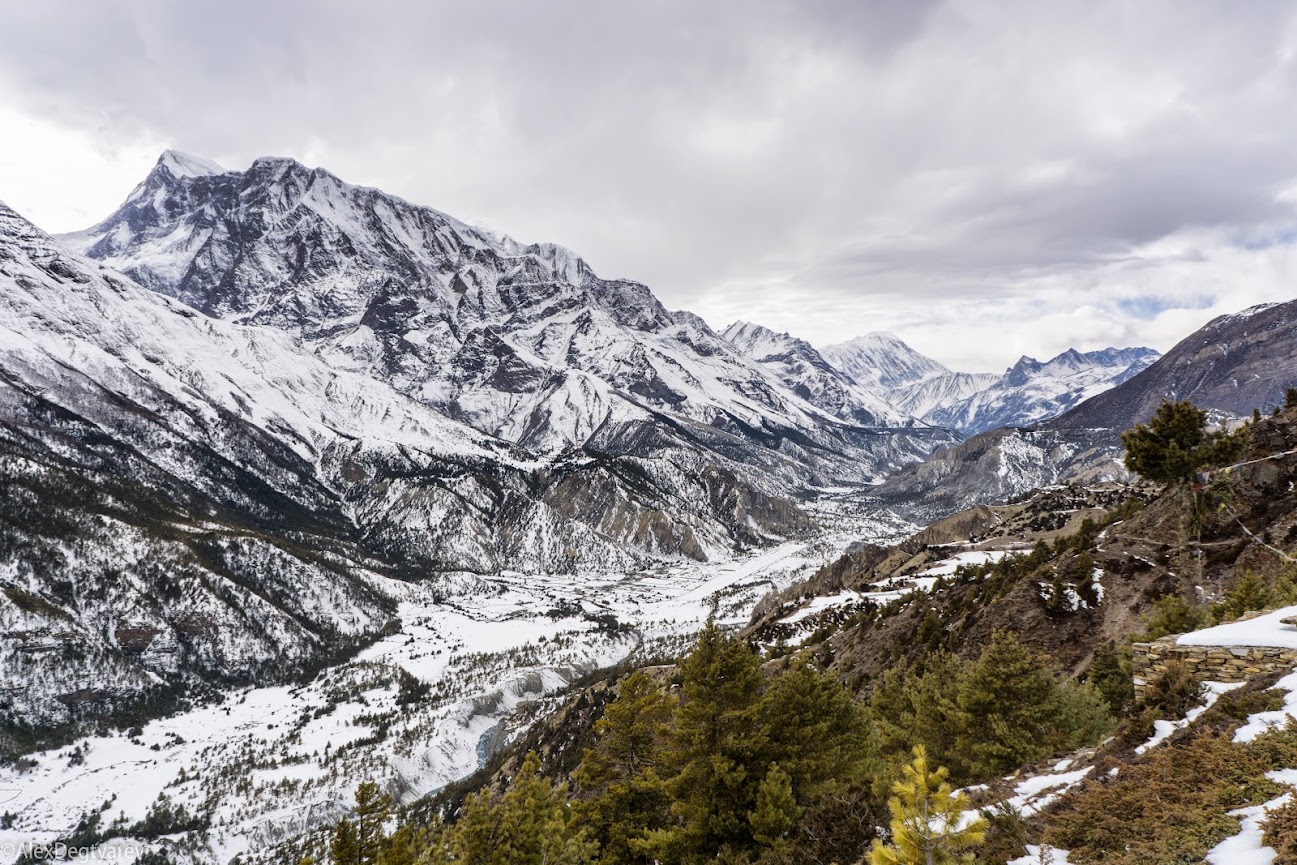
[0,499,914,864]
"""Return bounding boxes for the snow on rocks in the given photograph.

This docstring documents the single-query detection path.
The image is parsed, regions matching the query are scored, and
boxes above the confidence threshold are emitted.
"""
[1178,605,1297,650]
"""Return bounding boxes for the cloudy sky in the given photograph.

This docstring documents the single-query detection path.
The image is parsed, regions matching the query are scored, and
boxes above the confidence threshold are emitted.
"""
[2,1,1296,372]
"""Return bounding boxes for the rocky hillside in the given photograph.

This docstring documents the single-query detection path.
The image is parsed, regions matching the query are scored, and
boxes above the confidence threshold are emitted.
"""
[757,405,1297,689]
[868,301,1297,521]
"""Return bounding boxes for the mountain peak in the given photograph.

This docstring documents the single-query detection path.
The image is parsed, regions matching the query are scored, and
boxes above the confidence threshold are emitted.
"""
[155,149,226,179]
[248,154,311,173]
[821,332,950,392]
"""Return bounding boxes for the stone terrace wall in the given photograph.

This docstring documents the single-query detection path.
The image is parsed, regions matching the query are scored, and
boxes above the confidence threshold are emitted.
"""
[1132,637,1297,698]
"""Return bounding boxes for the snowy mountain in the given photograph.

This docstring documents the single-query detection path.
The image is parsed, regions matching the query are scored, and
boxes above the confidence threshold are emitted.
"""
[0,198,820,734]
[821,331,951,393]
[810,331,1156,437]
[0,185,927,858]
[1049,302,1297,430]
[720,321,914,427]
[873,304,1297,522]
[924,346,1160,435]
[889,371,1000,420]
[61,152,954,486]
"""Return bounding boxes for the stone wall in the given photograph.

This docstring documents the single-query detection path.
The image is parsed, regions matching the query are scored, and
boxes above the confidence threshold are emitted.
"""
[1132,638,1297,697]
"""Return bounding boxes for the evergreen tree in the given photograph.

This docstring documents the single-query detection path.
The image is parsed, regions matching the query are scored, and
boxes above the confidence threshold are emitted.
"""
[1121,399,1247,485]
[1140,594,1209,641]
[748,763,800,846]
[1086,641,1134,716]
[870,652,962,774]
[448,752,595,865]
[1287,388,1297,410]
[1219,571,1271,621]
[758,658,878,802]
[648,620,766,864]
[1075,552,1099,607]
[331,818,360,865]
[379,823,420,865]
[953,631,1064,780]
[1045,572,1069,614]
[573,671,673,865]
[353,781,392,865]
[868,746,985,865]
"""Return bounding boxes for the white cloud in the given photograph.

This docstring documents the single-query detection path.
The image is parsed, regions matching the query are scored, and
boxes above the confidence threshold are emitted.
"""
[1,0,1296,371]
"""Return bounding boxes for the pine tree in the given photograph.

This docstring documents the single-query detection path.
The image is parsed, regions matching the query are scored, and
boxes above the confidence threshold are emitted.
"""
[868,746,985,865]
[748,763,800,846]
[379,823,420,865]
[646,619,766,864]
[1121,399,1247,486]
[353,781,392,865]
[331,818,360,865]
[448,752,595,865]
[758,657,877,801]
[953,631,1061,780]
[1075,552,1099,607]
[1219,571,1271,621]
[1046,572,1069,614]
[870,652,962,775]
[573,671,672,865]
[1086,641,1134,716]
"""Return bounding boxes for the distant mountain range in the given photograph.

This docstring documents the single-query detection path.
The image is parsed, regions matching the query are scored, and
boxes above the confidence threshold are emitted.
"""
[873,300,1297,520]
[722,321,1159,436]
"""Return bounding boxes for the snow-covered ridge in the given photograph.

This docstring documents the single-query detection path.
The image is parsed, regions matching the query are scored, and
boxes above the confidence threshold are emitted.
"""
[821,331,950,393]
[156,149,228,179]
[60,151,959,485]
[721,320,916,427]
[925,346,1160,435]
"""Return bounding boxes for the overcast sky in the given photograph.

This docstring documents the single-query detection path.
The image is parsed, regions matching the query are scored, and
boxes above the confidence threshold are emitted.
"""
[2,1,1296,372]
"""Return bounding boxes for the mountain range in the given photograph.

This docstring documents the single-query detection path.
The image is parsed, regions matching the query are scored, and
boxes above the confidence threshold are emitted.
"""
[4,149,1297,862]
[724,320,1159,436]
[3,150,1285,733]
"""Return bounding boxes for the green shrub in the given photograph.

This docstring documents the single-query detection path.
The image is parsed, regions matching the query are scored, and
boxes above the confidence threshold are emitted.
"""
[1138,660,1204,720]
[1140,595,1209,641]
[1046,731,1282,865]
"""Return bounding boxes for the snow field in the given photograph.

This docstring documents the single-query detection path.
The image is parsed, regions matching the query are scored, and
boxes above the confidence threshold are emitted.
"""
[0,504,895,864]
